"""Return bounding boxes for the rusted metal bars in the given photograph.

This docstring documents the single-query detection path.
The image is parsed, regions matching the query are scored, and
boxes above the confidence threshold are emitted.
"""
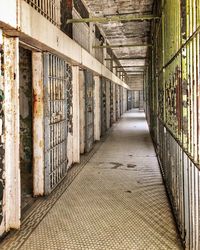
[44,53,69,194]
[148,0,200,248]
[23,0,61,27]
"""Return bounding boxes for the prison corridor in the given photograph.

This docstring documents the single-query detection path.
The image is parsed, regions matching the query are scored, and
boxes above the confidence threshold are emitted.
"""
[0,109,182,250]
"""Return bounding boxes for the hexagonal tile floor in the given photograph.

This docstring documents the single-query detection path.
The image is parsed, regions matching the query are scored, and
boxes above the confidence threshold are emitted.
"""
[0,109,182,250]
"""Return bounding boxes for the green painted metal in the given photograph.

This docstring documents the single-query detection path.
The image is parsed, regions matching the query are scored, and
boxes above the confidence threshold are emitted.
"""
[66,15,159,24]
[146,0,200,249]
[112,65,147,68]
[105,57,147,61]
[93,44,152,49]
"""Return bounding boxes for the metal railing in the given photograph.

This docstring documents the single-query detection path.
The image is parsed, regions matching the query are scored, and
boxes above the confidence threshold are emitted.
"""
[24,0,61,27]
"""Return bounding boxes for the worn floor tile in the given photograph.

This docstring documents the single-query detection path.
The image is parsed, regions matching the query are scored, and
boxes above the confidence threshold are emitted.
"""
[0,110,182,250]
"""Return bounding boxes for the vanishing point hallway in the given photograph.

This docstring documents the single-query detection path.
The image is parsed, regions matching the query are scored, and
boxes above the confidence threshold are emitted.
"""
[1,110,182,249]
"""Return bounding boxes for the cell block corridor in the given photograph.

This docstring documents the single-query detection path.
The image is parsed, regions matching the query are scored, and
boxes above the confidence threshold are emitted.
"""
[0,110,182,250]
[0,0,199,249]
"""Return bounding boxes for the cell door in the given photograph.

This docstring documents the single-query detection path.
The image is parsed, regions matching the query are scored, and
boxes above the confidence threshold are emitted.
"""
[110,82,114,125]
[127,90,132,110]
[116,85,120,120]
[101,77,107,136]
[84,70,94,153]
[44,53,69,194]
[119,86,123,116]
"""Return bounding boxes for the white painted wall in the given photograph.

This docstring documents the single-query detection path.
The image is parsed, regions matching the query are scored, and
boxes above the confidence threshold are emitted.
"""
[0,0,18,28]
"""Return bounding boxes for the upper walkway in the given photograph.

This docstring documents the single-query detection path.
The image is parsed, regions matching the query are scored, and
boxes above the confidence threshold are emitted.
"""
[1,110,182,250]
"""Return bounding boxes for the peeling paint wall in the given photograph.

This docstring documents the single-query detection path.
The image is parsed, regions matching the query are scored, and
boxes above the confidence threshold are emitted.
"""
[79,70,85,154]
[19,47,33,199]
[4,36,20,230]
[0,30,5,229]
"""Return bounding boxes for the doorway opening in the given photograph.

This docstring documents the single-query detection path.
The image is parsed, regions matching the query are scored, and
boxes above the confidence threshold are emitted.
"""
[19,46,34,212]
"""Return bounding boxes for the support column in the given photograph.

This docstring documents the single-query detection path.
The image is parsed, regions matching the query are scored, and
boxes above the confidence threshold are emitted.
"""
[32,52,44,196]
[4,36,20,230]
[72,66,80,163]
[94,76,100,141]
[79,70,85,154]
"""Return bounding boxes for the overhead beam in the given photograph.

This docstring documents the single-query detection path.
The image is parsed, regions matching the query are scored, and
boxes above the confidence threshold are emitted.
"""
[113,65,147,68]
[117,70,144,73]
[105,57,147,60]
[93,44,152,49]
[127,73,144,75]
[66,15,159,24]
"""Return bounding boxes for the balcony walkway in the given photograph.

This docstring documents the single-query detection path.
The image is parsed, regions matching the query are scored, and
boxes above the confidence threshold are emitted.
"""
[1,109,182,250]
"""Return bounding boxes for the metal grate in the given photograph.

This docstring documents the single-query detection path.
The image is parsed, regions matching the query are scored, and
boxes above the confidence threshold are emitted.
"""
[44,53,71,194]
[24,0,61,27]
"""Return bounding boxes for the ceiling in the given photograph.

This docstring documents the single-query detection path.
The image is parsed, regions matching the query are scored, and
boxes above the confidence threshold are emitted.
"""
[82,0,154,83]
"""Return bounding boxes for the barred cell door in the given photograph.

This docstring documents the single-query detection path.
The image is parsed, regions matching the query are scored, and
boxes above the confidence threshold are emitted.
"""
[116,85,120,120]
[127,90,132,110]
[101,77,107,136]
[110,82,114,125]
[44,53,70,194]
[119,86,123,116]
[84,70,94,153]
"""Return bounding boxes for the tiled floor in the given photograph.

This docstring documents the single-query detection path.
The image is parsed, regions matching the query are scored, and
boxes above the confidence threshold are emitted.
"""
[1,109,182,249]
